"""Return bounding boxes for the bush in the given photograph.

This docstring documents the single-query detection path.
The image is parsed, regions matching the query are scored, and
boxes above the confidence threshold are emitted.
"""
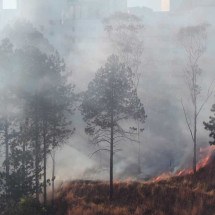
[4,197,45,215]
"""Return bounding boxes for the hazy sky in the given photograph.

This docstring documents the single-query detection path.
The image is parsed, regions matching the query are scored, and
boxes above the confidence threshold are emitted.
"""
[127,0,161,10]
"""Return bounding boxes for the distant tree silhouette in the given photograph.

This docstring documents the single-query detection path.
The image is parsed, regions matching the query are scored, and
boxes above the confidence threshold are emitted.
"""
[15,47,75,204]
[204,104,215,145]
[0,38,17,198]
[0,38,76,210]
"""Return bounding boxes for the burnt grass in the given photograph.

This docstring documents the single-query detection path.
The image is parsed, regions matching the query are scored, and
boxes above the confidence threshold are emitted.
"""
[53,161,215,215]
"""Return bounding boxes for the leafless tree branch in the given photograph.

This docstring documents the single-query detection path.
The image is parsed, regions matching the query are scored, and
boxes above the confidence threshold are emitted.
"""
[181,99,194,142]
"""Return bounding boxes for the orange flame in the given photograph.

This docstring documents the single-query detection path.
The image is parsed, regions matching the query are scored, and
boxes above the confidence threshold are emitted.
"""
[153,146,215,182]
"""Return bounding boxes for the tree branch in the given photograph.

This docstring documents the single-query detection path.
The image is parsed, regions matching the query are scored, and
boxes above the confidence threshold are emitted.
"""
[92,138,111,145]
[181,99,194,142]
[196,78,215,117]
[89,148,110,158]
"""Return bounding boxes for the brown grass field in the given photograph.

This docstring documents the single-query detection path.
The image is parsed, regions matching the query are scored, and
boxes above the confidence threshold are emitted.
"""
[54,154,215,215]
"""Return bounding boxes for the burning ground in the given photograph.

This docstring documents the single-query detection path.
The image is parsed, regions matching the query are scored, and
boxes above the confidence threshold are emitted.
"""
[52,147,215,215]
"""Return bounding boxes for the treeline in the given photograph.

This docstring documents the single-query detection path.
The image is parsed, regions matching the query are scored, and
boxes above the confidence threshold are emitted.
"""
[0,19,146,214]
[0,37,76,214]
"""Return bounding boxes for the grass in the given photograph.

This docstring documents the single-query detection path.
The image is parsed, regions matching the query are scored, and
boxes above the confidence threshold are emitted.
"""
[53,157,215,215]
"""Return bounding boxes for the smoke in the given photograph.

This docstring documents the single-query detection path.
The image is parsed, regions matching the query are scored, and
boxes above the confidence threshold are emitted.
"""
[0,0,215,181]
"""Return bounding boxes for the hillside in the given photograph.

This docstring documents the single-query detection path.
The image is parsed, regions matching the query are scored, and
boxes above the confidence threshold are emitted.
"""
[53,155,215,215]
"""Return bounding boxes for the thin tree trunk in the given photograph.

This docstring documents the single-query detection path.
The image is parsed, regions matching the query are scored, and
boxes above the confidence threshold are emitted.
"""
[137,121,141,174]
[35,126,39,200]
[109,74,114,201]
[110,111,114,201]
[51,151,55,213]
[43,121,47,206]
[193,69,197,175]
[193,103,197,174]
[5,118,9,190]
[35,98,40,201]
[21,125,26,194]
[52,123,57,213]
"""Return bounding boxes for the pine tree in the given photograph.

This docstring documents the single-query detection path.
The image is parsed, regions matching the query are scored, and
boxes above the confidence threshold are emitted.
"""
[81,55,146,200]
[15,47,76,204]
[204,104,215,145]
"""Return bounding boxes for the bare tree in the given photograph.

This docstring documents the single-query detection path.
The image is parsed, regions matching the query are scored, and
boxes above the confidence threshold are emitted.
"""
[178,23,212,174]
[104,12,144,83]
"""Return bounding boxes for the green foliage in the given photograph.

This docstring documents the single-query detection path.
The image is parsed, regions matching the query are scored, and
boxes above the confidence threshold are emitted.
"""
[0,22,76,208]
[4,197,44,215]
[82,55,146,135]
[204,104,215,145]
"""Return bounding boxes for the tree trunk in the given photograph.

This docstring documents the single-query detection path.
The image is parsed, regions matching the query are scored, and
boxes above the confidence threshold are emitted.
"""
[21,125,26,194]
[193,106,197,174]
[43,122,47,206]
[137,121,141,174]
[110,111,114,201]
[5,118,9,190]
[35,98,40,201]
[193,69,197,174]
[51,151,55,213]
[35,127,39,200]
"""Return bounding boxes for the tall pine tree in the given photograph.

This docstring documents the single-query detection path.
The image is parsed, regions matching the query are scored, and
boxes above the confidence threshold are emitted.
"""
[81,55,146,200]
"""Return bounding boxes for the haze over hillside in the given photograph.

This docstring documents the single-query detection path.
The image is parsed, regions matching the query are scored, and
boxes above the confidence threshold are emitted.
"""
[0,0,214,181]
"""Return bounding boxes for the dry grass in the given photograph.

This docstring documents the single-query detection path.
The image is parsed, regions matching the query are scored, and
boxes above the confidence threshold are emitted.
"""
[54,159,215,215]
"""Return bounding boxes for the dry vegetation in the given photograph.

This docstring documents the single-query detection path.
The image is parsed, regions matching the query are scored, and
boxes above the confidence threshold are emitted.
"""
[54,157,215,215]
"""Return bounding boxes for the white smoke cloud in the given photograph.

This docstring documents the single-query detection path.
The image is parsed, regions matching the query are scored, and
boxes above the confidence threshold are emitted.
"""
[1,0,215,181]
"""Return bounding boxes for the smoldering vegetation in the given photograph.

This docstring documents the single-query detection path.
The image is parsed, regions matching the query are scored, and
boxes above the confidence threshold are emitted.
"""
[53,154,215,215]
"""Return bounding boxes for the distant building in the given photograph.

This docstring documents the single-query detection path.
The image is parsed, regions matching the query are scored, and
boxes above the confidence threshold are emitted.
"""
[35,0,127,55]
[0,0,127,54]
[128,6,153,19]
[0,0,19,27]
[64,0,127,20]
[16,0,127,24]
[0,0,127,27]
